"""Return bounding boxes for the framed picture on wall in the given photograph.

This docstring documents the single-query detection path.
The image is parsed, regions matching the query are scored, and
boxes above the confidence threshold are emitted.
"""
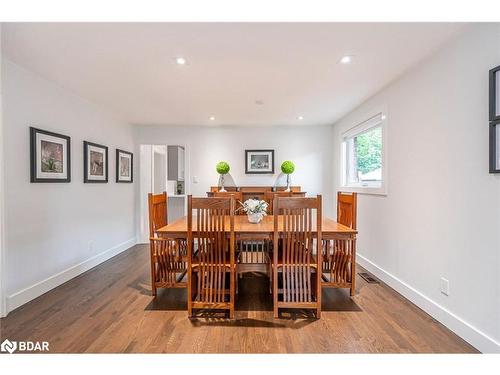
[489,65,500,122]
[30,127,71,183]
[116,149,133,183]
[84,141,108,183]
[245,149,274,174]
[490,121,500,173]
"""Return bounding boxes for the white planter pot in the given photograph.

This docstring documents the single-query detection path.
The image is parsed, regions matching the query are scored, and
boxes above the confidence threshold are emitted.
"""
[247,212,264,224]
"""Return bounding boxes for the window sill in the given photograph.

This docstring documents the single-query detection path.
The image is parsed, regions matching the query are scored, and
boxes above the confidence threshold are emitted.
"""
[339,185,387,196]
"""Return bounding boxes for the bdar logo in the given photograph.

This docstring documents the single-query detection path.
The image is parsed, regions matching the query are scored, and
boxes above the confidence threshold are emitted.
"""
[1,339,17,354]
[0,339,49,353]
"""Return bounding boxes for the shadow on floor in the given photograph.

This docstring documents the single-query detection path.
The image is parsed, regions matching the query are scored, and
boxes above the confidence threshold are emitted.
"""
[189,316,287,328]
[143,274,363,314]
[128,278,155,297]
[145,288,188,311]
[321,288,363,312]
[187,313,315,329]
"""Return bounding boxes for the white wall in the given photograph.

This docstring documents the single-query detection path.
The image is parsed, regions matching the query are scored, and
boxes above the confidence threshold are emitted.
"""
[333,24,500,353]
[134,124,335,238]
[0,23,7,317]
[2,60,137,313]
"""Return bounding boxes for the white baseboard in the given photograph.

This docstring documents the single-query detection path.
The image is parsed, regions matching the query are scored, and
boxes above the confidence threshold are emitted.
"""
[6,238,137,314]
[357,253,500,354]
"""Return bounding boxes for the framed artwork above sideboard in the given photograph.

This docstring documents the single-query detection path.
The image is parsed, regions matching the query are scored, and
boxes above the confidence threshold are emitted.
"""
[245,149,275,174]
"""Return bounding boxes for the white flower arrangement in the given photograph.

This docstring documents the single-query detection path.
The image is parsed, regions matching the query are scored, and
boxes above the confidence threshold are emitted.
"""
[238,199,269,215]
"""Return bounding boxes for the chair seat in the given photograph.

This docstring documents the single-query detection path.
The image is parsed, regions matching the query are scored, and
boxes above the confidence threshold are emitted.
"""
[191,249,235,270]
[272,253,318,268]
[191,261,235,269]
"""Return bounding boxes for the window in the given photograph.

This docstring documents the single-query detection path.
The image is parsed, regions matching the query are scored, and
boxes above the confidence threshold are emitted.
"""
[341,113,386,194]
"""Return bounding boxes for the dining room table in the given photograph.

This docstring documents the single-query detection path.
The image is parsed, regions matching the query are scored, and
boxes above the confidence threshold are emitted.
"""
[156,214,358,295]
[156,214,356,240]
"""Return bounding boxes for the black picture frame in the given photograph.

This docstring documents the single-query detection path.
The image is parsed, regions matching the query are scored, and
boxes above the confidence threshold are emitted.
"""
[83,141,108,183]
[245,149,275,174]
[489,121,500,173]
[116,149,133,183]
[489,65,500,122]
[30,127,71,183]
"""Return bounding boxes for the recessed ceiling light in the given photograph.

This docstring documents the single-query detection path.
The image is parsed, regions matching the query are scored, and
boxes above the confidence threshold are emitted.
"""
[175,57,187,65]
[339,55,353,64]
[209,116,216,121]
[297,116,304,120]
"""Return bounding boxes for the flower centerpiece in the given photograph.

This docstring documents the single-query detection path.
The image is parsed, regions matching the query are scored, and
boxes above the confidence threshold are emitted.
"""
[238,199,269,224]
[281,160,295,192]
[215,161,230,192]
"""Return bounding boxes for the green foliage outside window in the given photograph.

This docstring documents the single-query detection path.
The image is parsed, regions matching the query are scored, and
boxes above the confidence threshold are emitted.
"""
[355,127,382,175]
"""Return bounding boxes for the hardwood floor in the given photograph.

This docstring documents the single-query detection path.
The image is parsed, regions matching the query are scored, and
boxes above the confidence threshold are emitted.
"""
[0,244,478,353]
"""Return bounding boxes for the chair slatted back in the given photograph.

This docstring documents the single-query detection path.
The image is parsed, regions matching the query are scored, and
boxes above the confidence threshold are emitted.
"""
[273,195,322,318]
[187,196,235,317]
[148,192,168,237]
[211,191,244,214]
[264,191,293,215]
[337,192,357,230]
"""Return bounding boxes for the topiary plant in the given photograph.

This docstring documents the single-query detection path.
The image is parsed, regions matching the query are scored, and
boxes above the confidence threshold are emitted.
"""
[281,160,295,175]
[216,161,230,175]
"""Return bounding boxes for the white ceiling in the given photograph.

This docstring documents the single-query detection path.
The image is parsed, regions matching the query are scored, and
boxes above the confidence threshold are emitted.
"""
[2,23,466,126]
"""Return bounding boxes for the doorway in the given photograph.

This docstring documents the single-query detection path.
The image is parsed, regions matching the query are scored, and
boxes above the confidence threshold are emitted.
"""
[138,144,189,243]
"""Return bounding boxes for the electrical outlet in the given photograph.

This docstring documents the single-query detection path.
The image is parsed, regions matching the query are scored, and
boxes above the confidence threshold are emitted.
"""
[440,277,450,296]
[192,175,199,184]
[88,241,94,252]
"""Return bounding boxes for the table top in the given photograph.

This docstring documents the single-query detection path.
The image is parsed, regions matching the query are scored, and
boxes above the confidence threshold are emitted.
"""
[157,215,357,236]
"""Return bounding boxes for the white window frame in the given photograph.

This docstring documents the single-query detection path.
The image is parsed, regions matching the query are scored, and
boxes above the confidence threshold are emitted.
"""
[340,111,388,196]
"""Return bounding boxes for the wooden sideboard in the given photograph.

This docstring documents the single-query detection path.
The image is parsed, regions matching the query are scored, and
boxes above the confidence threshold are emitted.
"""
[207,186,305,202]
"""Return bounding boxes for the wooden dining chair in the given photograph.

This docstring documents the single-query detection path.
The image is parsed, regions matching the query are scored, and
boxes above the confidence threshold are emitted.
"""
[262,192,303,294]
[272,195,322,319]
[321,192,357,296]
[211,191,244,214]
[148,192,187,296]
[148,192,168,238]
[187,196,236,319]
[264,191,292,215]
[337,192,357,230]
[212,192,270,291]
